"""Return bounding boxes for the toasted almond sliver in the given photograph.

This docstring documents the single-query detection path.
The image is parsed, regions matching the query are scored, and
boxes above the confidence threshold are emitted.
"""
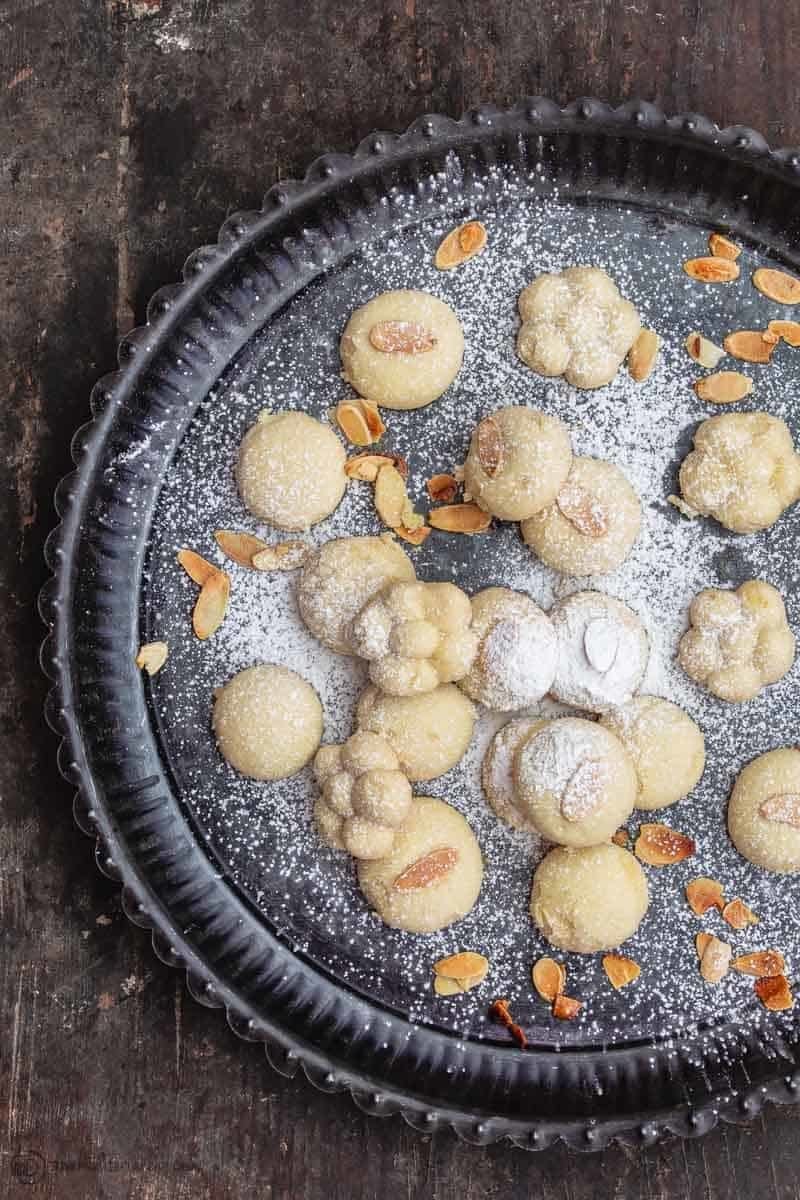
[177,548,219,586]
[192,570,231,640]
[722,897,759,930]
[768,319,800,347]
[335,401,377,446]
[552,994,583,1020]
[214,529,269,568]
[393,847,458,891]
[251,542,309,572]
[369,320,436,354]
[693,371,754,405]
[753,267,800,305]
[699,935,732,984]
[685,332,726,369]
[434,976,463,996]
[754,975,794,1011]
[427,503,492,534]
[602,954,641,990]
[723,330,778,364]
[635,823,696,866]
[556,482,609,538]
[434,220,488,269]
[427,473,459,503]
[476,416,504,477]
[531,956,566,1002]
[561,759,606,821]
[731,949,786,978]
[395,524,431,546]
[345,453,409,482]
[627,329,661,382]
[612,828,630,848]
[684,257,741,283]
[760,792,800,828]
[708,232,742,261]
[696,932,714,961]
[434,951,489,981]
[135,641,168,675]
[686,876,725,916]
[359,398,386,439]
[374,464,411,529]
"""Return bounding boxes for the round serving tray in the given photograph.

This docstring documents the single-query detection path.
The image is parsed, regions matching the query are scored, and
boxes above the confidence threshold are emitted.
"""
[40,99,800,1149]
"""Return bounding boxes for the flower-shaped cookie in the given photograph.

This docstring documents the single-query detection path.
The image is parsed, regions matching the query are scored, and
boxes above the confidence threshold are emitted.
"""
[677,413,800,533]
[679,580,795,702]
[516,266,641,389]
[349,580,479,695]
[313,731,413,859]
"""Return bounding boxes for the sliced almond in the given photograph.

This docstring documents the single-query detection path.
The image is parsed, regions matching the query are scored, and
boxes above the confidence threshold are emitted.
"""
[684,257,740,283]
[602,954,640,990]
[699,934,732,984]
[722,897,759,930]
[561,759,605,821]
[345,452,408,482]
[612,828,630,848]
[135,641,168,675]
[768,319,800,347]
[393,847,458,891]
[732,949,786,978]
[192,570,230,640]
[251,541,309,572]
[627,329,661,382]
[434,951,489,981]
[433,976,464,996]
[723,330,778,364]
[427,503,491,534]
[552,994,583,1020]
[685,332,726,369]
[583,618,619,673]
[177,548,219,586]
[427,473,459,503]
[214,529,269,568]
[475,416,504,477]
[634,823,695,866]
[556,483,609,538]
[375,463,412,529]
[753,267,800,305]
[686,877,725,916]
[335,400,379,446]
[531,956,566,1002]
[359,398,386,439]
[395,524,431,546]
[693,371,754,405]
[755,975,794,1011]
[760,792,800,828]
[369,321,436,354]
[434,220,488,269]
[708,232,742,261]
[696,932,714,960]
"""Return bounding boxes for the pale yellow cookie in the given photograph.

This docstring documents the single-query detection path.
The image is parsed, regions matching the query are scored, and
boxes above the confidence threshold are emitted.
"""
[356,683,476,781]
[463,406,573,521]
[312,731,413,859]
[728,748,800,873]
[357,796,483,932]
[236,411,346,530]
[481,718,548,833]
[530,844,649,952]
[340,289,464,410]
[460,587,558,711]
[600,696,706,810]
[549,591,649,713]
[213,664,323,780]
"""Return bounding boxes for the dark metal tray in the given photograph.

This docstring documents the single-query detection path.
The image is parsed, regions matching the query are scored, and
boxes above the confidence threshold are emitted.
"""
[39,99,800,1149]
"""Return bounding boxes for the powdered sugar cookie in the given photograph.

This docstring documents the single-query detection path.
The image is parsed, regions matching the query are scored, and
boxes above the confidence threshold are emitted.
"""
[600,696,706,811]
[213,664,323,780]
[521,457,642,577]
[356,683,476,781]
[514,717,637,846]
[460,587,558,711]
[312,731,413,859]
[531,843,649,953]
[728,747,800,873]
[357,795,483,933]
[297,534,416,655]
[236,410,346,530]
[481,718,548,834]
[463,406,573,521]
[340,289,464,411]
[549,591,649,713]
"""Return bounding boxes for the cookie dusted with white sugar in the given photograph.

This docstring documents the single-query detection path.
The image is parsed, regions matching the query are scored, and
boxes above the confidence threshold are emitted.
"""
[728,748,800,873]
[481,718,548,835]
[549,591,649,713]
[236,411,346,530]
[460,587,558,711]
[600,697,706,811]
[213,664,323,781]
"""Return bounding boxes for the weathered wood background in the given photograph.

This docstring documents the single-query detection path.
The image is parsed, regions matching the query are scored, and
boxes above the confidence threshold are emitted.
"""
[2,1,800,1196]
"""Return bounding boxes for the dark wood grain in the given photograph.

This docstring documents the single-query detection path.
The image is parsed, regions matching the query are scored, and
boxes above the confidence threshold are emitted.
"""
[2,1,799,1196]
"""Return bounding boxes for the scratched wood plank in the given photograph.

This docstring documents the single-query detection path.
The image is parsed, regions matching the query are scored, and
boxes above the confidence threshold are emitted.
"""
[2,1,800,1197]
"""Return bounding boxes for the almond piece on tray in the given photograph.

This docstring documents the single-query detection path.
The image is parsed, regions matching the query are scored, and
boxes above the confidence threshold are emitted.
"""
[602,954,640,990]
[433,951,489,996]
[731,949,786,978]
[723,330,778,364]
[685,332,726,368]
[251,542,309,571]
[345,452,408,482]
[135,641,169,675]
[721,898,759,930]
[752,267,800,305]
[634,823,695,866]
[685,877,725,916]
[427,473,459,503]
[192,570,231,640]
[627,329,661,382]
[434,220,488,270]
[427,503,491,534]
[214,530,268,568]
[768,319,800,347]
[552,994,583,1020]
[755,975,794,1011]
[708,232,741,261]
[698,935,732,984]
[531,956,566,1003]
[684,257,740,283]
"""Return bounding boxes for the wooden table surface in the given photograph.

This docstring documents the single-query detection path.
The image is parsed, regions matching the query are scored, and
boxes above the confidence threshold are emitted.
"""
[2,1,799,1196]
